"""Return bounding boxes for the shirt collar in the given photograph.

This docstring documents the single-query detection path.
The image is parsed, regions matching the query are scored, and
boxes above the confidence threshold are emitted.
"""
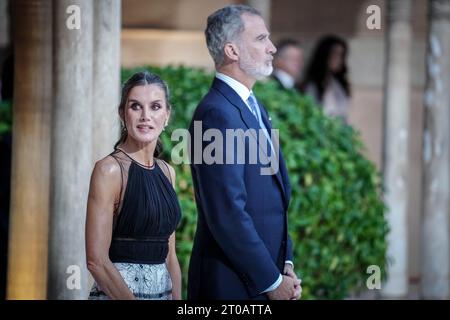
[273,69,295,89]
[215,72,253,102]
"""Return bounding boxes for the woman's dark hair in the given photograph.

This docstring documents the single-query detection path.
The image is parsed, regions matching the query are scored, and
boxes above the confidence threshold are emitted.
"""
[298,35,351,102]
[114,71,171,157]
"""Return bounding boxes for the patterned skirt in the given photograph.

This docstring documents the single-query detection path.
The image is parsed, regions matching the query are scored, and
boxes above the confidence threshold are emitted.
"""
[88,262,172,300]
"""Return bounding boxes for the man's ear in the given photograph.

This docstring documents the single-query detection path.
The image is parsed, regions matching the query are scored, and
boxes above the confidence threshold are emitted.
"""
[224,43,239,62]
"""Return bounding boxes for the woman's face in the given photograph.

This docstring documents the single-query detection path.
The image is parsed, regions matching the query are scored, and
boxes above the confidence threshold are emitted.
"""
[328,43,345,73]
[122,84,170,145]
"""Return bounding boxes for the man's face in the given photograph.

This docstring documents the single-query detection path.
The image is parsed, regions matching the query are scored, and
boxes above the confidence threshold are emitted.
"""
[276,46,303,80]
[236,13,276,80]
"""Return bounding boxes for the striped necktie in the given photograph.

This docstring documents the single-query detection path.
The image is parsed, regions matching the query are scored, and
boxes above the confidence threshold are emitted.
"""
[247,93,275,157]
[247,93,259,119]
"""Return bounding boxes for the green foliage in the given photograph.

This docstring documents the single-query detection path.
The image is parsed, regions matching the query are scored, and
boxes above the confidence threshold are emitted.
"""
[0,66,387,299]
[122,65,388,299]
[0,100,12,137]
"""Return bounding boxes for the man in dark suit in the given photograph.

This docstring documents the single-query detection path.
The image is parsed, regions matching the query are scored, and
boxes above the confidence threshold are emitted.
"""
[188,5,301,300]
[271,39,303,91]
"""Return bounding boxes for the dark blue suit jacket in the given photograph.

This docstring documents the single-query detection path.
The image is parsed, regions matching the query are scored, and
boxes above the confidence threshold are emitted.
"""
[187,77,293,300]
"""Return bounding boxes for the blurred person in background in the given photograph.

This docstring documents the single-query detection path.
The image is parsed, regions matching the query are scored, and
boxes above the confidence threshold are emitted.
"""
[299,35,351,123]
[271,39,303,91]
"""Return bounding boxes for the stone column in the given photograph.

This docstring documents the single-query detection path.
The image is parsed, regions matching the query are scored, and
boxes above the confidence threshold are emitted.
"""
[7,0,52,299]
[0,0,9,48]
[245,0,271,27]
[92,0,121,162]
[381,0,412,298]
[421,0,450,300]
[47,0,93,299]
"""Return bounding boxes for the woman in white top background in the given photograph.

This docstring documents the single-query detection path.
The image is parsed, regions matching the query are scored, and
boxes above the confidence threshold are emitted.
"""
[298,35,351,123]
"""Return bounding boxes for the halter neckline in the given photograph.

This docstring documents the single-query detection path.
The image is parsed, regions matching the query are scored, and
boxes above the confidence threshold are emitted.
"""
[116,148,156,170]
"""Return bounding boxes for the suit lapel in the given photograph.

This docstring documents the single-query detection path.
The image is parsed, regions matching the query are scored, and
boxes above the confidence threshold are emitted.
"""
[212,78,289,206]
[257,99,290,205]
[212,78,269,159]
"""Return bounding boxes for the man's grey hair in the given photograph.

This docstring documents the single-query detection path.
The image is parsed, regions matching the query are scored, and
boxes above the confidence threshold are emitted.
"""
[205,5,261,67]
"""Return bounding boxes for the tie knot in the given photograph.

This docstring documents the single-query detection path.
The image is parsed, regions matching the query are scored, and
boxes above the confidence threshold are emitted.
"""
[247,93,258,118]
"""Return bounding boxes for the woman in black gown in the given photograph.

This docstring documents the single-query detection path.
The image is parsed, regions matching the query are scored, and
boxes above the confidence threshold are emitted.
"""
[86,71,182,300]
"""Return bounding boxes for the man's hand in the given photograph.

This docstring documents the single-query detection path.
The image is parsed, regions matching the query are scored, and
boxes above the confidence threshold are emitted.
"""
[284,263,302,300]
[267,275,297,300]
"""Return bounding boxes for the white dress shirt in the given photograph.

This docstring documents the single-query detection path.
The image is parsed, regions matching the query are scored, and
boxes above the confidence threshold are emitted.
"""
[273,69,295,89]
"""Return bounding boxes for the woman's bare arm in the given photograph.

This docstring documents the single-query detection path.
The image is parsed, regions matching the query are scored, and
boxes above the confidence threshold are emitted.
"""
[85,157,135,300]
[167,232,182,299]
[165,163,182,300]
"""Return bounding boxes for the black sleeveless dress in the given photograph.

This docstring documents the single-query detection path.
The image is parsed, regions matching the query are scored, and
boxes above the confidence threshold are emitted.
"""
[89,149,182,300]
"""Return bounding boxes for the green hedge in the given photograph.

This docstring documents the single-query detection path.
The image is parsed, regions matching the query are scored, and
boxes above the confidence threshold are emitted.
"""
[122,66,389,299]
[0,100,12,137]
[0,66,388,299]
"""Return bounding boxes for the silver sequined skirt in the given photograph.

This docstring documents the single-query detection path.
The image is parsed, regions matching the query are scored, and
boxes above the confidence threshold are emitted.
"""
[89,262,172,300]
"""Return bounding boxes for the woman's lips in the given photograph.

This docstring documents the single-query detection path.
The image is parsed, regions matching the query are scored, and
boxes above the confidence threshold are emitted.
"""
[136,125,154,133]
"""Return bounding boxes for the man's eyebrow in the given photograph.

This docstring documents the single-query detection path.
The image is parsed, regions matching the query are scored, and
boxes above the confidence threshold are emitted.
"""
[256,33,270,39]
